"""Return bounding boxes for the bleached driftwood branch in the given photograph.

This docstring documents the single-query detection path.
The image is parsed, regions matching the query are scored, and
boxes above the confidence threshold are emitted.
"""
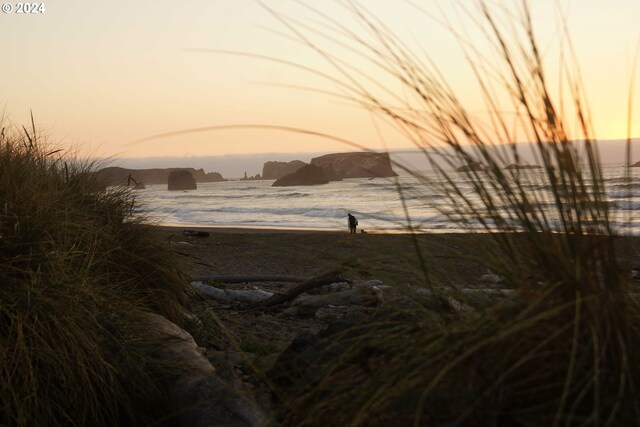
[257,271,347,308]
[192,283,275,303]
[191,275,308,284]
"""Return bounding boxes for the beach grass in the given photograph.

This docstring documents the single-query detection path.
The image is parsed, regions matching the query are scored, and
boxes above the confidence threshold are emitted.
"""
[258,1,640,425]
[0,121,191,426]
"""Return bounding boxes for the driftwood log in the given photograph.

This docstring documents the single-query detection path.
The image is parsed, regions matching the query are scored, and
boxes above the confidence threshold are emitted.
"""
[141,313,265,426]
[282,287,382,316]
[191,271,348,308]
[191,275,308,284]
[191,270,518,316]
[257,271,347,308]
[192,283,275,303]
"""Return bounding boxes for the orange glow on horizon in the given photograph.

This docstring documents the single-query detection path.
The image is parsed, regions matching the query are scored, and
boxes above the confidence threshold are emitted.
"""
[1,0,639,161]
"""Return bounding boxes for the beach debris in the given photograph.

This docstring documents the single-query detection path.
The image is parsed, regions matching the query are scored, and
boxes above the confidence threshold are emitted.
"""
[415,288,476,314]
[438,296,474,313]
[257,271,347,308]
[284,288,382,316]
[192,274,388,317]
[183,230,210,237]
[314,306,375,323]
[191,274,308,284]
[409,287,515,312]
[414,288,514,297]
[353,279,385,289]
[320,281,352,293]
[141,313,265,427]
[193,283,275,303]
[479,273,505,284]
[295,290,380,315]
[143,312,215,378]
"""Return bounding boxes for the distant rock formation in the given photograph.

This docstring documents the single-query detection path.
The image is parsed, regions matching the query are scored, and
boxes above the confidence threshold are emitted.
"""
[95,167,225,187]
[262,160,306,180]
[133,182,146,190]
[240,172,262,181]
[310,152,397,180]
[631,161,640,167]
[505,164,543,170]
[272,164,329,187]
[192,169,224,182]
[168,170,197,190]
[457,162,485,172]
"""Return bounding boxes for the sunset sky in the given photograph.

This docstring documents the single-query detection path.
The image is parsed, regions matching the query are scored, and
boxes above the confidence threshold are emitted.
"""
[2,0,640,160]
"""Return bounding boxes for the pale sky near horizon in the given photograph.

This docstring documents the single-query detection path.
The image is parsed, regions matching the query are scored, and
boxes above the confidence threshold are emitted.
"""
[2,0,640,159]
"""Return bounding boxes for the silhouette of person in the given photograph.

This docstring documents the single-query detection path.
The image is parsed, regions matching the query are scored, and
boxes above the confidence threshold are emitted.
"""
[348,213,358,234]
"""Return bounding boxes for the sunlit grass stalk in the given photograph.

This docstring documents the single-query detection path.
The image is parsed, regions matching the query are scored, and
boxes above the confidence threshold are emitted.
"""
[254,1,640,425]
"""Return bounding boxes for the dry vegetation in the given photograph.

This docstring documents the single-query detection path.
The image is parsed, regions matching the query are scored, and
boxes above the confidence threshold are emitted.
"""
[252,1,640,425]
[0,122,191,426]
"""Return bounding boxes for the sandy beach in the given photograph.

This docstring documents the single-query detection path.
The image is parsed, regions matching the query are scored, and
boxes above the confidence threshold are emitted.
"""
[158,225,640,280]
[157,225,493,286]
[154,226,493,377]
[155,225,640,381]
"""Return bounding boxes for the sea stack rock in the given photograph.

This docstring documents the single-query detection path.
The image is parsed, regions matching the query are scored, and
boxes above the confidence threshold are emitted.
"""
[272,164,329,187]
[262,160,307,180]
[310,152,397,180]
[631,161,640,167]
[94,167,225,187]
[193,169,225,182]
[457,162,485,172]
[504,164,542,170]
[168,170,197,190]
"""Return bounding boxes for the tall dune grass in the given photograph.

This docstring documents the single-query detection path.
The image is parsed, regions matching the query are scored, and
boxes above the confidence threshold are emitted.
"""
[261,1,640,425]
[0,122,190,426]
[121,1,639,424]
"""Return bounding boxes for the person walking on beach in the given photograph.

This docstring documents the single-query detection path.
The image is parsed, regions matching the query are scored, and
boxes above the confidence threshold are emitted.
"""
[348,213,358,234]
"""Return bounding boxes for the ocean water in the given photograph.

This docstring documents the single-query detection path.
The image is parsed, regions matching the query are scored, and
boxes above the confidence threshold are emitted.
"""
[134,165,640,234]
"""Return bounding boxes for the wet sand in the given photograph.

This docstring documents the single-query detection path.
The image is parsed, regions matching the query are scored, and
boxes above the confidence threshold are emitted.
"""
[156,225,640,287]
[155,225,492,287]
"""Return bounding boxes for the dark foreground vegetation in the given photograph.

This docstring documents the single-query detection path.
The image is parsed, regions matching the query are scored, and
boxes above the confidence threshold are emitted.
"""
[165,226,640,426]
[253,0,640,424]
[0,124,190,426]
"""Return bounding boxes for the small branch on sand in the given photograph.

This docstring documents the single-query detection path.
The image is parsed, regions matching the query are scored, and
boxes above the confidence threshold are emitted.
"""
[257,271,348,308]
[191,275,308,284]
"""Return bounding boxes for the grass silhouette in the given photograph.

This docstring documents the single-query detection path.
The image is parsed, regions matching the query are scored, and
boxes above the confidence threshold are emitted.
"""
[0,119,191,426]
[256,2,640,425]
